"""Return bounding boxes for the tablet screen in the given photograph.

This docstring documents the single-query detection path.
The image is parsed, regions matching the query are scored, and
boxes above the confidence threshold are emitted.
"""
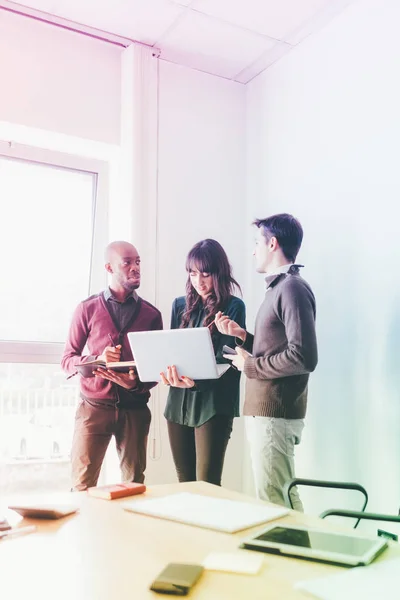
[254,526,379,557]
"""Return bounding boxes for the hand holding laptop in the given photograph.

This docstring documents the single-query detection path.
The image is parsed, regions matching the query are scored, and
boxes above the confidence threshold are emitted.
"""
[160,365,195,388]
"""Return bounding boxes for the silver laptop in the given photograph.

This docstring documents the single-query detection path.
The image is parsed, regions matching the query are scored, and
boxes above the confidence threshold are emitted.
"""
[127,328,230,382]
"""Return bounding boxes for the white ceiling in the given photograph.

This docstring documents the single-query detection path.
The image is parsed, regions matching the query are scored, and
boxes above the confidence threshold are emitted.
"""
[0,0,354,83]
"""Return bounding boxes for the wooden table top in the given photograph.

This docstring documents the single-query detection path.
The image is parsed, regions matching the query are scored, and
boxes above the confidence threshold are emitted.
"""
[1,481,398,600]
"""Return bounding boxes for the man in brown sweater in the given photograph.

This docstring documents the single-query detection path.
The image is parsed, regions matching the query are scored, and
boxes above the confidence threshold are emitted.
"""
[215,214,317,510]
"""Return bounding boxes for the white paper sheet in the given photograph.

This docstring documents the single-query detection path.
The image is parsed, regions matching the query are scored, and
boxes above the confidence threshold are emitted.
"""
[203,551,264,574]
[295,556,400,600]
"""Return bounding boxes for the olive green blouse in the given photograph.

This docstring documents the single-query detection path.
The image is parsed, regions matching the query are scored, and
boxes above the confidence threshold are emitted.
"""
[164,295,246,427]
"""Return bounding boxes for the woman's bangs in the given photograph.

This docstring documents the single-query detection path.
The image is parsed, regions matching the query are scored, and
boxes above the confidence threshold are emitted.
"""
[186,250,215,274]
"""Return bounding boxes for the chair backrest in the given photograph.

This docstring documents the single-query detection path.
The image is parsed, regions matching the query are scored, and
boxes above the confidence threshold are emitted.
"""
[320,509,400,541]
[282,477,368,528]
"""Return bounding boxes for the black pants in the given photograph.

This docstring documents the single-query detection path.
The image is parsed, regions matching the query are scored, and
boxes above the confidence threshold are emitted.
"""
[167,415,233,486]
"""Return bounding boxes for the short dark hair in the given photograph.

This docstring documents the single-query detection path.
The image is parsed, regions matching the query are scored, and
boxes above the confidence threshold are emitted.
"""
[253,213,303,262]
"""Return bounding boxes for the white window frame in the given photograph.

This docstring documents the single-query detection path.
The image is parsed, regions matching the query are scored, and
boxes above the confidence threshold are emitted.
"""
[0,142,109,364]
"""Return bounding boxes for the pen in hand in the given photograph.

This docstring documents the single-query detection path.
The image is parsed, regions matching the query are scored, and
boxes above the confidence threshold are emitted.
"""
[107,333,122,365]
[108,334,122,352]
[66,371,78,380]
[66,334,120,381]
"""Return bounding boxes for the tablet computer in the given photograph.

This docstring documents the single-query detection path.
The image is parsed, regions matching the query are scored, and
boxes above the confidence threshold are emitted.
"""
[128,328,230,382]
[240,524,388,567]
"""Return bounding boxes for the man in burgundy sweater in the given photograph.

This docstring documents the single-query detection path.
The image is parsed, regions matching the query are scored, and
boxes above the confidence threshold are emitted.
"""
[62,241,163,491]
[215,214,317,511]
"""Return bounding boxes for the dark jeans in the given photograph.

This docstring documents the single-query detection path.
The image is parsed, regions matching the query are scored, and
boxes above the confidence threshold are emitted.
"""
[167,415,233,486]
[71,398,151,491]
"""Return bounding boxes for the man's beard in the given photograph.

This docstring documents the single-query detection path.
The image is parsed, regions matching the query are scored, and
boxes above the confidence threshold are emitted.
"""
[122,280,140,292]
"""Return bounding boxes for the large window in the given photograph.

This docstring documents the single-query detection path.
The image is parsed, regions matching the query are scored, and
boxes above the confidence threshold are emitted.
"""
[0,144,108,496]
[0,155,95,343]
[0,363,78,495]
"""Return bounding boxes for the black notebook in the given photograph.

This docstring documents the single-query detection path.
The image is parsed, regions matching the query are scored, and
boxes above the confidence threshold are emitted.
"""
[76,360,136,377]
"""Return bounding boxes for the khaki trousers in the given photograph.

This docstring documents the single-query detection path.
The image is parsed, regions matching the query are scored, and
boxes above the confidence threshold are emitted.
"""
[245,416,305,511]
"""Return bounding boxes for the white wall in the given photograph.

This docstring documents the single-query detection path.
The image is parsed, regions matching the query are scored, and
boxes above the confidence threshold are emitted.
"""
[246,0,400,519]
[144,60,247,490]
[0,10,122,143]
[157,61,246,319]
[0,11,248,492]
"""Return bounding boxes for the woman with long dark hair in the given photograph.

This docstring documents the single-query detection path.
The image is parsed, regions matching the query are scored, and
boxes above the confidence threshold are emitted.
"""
[161,239,246,485]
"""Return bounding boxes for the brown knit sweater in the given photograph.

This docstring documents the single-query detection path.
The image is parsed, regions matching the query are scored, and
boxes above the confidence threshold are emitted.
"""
[241,266,317,418]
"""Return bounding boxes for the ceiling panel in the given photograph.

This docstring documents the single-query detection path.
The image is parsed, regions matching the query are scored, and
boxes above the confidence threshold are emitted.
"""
[10,0,184,44]
[191,0,332,40]
[170,0,193,5]
[159,9,276,79]
[2,0,355,80]
[6,0,58,11]
[235,42,292,84]
[286,0,354,45]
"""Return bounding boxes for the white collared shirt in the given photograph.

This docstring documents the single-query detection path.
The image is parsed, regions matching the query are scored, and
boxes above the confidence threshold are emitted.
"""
[266,263,293,277]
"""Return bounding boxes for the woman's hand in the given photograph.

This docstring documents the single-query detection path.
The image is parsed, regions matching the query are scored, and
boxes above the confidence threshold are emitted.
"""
[160,365,195,388]
[215,311,246,341]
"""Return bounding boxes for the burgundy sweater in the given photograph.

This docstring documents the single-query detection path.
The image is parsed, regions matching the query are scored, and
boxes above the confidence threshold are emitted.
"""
[61,293,163,406]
